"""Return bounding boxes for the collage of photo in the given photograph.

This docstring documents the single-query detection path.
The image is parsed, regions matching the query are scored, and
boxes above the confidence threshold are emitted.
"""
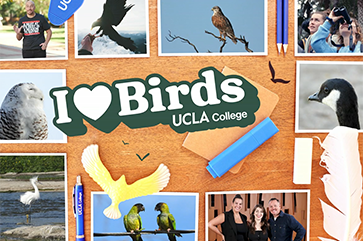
[1,0,363,241]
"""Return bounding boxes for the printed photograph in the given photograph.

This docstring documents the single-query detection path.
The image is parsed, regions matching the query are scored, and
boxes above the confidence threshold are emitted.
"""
[74,0,149,58]
[91,192,198,241]
[0,69,67,143]
[296,61,363,132]
[158,0,267,56]
[0,154,67,241]
[205,190,310,241]
[0,0,67,60]
[295,0,363,56]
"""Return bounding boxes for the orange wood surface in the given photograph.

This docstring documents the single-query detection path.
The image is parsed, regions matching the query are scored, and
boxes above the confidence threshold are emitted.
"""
[1,0,363,240]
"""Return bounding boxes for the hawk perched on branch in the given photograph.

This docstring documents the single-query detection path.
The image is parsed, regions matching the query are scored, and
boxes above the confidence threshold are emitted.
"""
[211,6,237,44]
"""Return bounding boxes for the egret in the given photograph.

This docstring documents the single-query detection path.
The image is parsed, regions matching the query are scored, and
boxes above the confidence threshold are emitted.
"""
[20,176,41,222]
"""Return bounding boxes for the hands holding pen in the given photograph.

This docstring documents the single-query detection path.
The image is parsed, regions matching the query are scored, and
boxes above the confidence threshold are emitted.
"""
[277,0,289,55]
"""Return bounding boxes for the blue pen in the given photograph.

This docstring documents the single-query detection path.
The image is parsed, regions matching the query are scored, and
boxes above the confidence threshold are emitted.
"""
[276,0,283,54]
[283,0,289,54]
[73,175,85,241]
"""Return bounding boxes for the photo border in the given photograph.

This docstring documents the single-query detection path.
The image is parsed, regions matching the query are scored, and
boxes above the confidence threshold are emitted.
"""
[295,60,363,133]
[74,0,150,59]
[157,0,268,57]
[0,18,68,61]
[205,189,310,241]
[0,69,67,143]
[91,191,199,241]
[0,152,68,240]
[294,0,363,56]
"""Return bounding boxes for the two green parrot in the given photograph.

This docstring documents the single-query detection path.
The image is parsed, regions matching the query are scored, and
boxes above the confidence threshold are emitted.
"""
[124,203,145,241]
[155,202,182,241]
[124,202,181,241]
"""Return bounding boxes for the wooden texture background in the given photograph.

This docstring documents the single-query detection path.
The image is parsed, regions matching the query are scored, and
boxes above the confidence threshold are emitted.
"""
[1,0,363,240]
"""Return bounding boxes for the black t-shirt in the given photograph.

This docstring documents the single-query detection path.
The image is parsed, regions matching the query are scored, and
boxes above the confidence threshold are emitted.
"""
[236,223,248,241]
[248,230,268,241]
[18,13,50,50]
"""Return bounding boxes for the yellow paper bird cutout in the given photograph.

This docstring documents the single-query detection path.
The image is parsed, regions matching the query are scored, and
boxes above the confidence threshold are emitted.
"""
[81,144,171,219]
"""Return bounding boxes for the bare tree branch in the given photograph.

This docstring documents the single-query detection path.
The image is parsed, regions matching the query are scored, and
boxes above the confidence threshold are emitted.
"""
[204,30,226,53]
[205,30,253,53]
[94,230,195,237]
[166,30,199,53]
[165,29,253,53]
[236,35,253,53]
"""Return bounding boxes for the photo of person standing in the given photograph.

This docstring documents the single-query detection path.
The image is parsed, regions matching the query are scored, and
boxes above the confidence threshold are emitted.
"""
[268,198,306,241]
[13,0,52,58]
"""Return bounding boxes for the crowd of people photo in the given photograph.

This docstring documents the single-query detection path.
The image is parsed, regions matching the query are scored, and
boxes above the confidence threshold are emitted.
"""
[298,6,362,53]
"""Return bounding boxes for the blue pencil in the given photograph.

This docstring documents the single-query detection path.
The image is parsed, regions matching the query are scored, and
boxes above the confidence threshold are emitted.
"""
[283,0,289,54]
[276,0,283,54]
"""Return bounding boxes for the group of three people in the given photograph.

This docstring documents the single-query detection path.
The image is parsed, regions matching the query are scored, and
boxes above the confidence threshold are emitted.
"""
[299,7,362,53]
[208,194,306,241]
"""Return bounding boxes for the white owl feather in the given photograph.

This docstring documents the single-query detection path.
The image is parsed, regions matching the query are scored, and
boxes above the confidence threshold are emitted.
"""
[0,83,48,140]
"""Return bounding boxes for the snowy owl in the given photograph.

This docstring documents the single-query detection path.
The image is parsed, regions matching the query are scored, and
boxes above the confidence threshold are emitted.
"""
[0,83,48,140]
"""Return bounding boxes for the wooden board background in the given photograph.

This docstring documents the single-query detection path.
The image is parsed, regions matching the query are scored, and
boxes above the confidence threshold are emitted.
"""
[1,0,363,240]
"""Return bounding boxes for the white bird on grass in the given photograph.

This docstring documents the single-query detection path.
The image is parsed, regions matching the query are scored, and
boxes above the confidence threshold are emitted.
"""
[20,176,41,222]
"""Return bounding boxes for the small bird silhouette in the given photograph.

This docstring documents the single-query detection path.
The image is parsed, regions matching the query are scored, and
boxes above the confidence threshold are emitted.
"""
[20,176,41,221]
[268,61,290,84]
[81,144,170,219]
[211,6,237,44]
[124,203,145,241]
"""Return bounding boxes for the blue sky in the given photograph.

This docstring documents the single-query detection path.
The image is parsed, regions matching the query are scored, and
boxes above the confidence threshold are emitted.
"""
[75,0,147,33]
[0,70,66,142]
[92,192,198,241]
[159,0,266,55]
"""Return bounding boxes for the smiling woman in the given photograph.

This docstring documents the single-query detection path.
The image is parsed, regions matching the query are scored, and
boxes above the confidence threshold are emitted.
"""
[311,8,363,53]
[208,194,248,241]
[248,204,269,241]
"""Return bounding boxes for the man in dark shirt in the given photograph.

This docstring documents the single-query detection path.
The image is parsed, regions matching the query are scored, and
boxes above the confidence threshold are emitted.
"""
[268,198,306,241]
[13,0,52,58]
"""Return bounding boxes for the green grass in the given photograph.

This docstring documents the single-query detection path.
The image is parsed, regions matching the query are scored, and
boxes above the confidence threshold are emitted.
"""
[1,24,66,44]
[51,27,65,44]
[0,156,65,174]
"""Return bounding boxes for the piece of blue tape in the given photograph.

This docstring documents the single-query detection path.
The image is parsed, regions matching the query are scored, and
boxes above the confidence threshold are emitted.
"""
[48,0,84,26]
[206,117,279,178]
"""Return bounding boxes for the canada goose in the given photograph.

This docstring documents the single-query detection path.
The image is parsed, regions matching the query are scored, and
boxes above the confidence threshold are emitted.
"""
[308,78,360,129]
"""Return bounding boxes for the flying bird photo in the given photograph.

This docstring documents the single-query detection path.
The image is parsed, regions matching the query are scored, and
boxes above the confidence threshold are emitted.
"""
[296,61,363,132]
[92,192,198,241]
[81,144,170,219]
[75,0,149,57]
[159,0,267,56]
[0,70,66,143]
